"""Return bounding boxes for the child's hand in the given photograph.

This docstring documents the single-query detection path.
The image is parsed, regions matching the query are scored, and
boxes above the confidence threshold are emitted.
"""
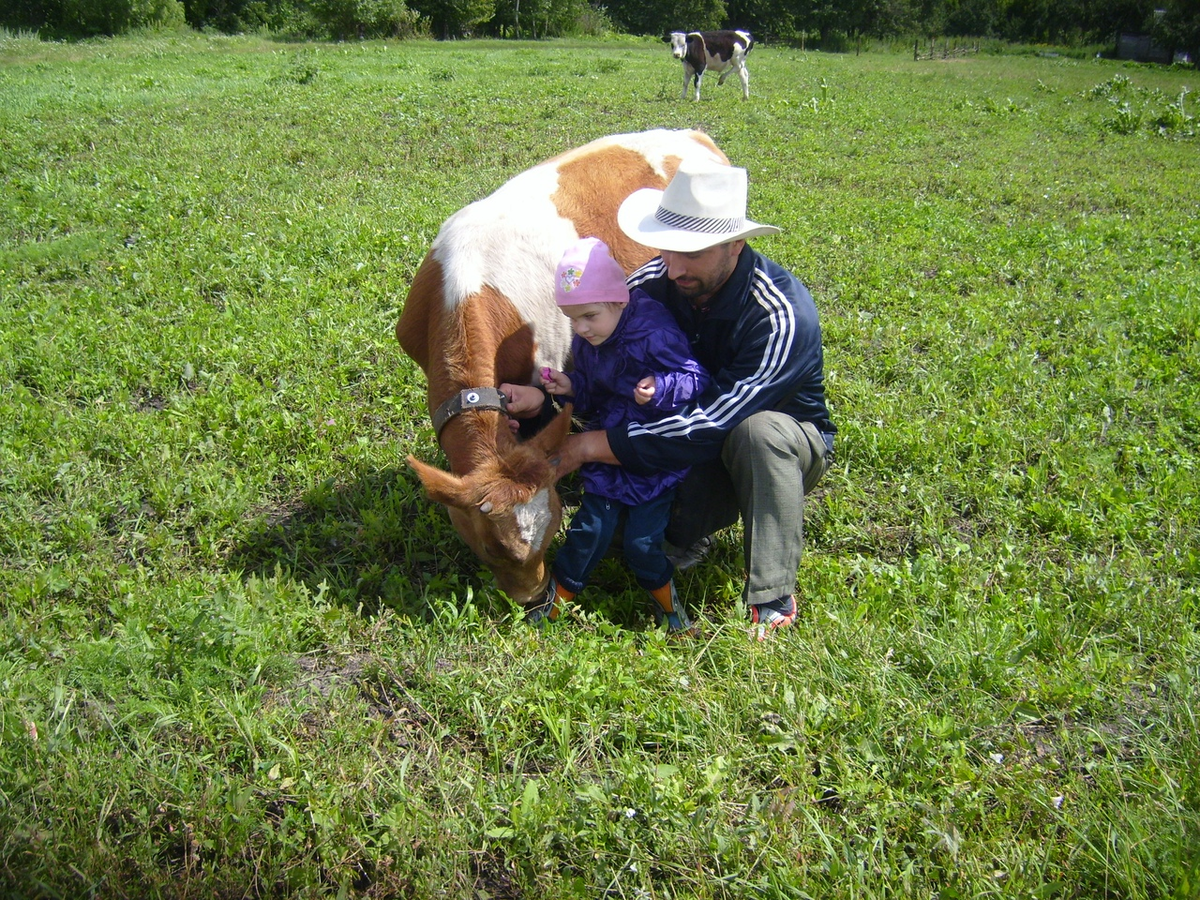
[634,375,657,405]
[541,367,573,396]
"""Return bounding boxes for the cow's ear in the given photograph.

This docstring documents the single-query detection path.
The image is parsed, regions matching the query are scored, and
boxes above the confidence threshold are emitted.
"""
[407,455,468,508]
[527,404,574,456]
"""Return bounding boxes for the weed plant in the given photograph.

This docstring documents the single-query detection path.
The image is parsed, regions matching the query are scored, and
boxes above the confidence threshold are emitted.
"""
[1,33,1198,899]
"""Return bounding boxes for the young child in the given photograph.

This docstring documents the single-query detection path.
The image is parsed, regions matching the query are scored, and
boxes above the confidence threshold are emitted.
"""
[523,237,710,634]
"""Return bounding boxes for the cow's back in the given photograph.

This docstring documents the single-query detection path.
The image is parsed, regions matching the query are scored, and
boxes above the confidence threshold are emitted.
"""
[396,129,727,386]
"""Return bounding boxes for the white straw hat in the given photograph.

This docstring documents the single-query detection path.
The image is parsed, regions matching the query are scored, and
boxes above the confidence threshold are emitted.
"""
[617,158,780,252]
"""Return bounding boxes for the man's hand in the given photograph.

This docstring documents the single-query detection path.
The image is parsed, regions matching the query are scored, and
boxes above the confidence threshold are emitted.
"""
[556,429,619,476]
[499,382,545,418]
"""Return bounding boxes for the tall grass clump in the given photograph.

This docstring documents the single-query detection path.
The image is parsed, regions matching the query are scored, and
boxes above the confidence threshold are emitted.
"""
[1,33,1198,898]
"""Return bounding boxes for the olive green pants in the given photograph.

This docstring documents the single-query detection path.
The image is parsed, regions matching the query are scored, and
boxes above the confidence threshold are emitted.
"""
[664,412,831,608]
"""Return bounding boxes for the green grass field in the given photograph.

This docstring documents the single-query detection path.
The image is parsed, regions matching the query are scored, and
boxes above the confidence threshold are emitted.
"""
[1,30,1198,899]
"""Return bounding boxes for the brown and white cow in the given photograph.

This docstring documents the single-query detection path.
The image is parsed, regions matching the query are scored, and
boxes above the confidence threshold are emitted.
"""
[664,30,754,101]
[396,129,729,605]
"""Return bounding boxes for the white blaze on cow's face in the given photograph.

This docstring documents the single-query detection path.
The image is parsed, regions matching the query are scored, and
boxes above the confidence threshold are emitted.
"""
[668,32,688,58]
[513,488,553,552]
[406,404,576,604]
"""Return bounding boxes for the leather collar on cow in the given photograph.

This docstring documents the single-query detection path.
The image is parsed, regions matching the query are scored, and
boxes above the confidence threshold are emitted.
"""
[432,387,509,437]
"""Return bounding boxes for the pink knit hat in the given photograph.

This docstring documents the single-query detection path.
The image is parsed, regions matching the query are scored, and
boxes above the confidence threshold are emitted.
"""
[555,237,629,307]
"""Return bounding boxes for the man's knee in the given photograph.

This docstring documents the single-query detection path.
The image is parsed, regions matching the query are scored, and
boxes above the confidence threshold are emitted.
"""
[723,412,830,497]
[724,412,813,468]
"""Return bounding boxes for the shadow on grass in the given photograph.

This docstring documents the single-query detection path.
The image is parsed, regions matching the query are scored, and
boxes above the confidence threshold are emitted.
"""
[222,458,674,630]
[225,465,489,620]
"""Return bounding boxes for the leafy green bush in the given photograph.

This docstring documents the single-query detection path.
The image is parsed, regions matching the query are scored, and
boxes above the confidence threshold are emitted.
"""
[566,3,614,37]
[409,0,493,39]
[312,0,419,39]
[58,0,185,35]
[233,0,321,35]
[604,0,726,40]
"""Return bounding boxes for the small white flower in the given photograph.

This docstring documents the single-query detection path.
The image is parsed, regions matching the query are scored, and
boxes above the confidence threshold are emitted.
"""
[990,753,1004,764]
[1052,795,1065,809]
[624,807,636,819]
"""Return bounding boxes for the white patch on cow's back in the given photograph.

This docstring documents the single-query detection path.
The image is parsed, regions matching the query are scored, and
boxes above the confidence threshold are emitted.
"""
[429,130,726,373]
[513,488,553,551]
[432,160,575,370]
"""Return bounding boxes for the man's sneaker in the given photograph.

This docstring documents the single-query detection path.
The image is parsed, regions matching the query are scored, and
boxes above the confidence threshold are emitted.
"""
[664,536,713,571]
[524,579,562,626]
[748,594,798,640]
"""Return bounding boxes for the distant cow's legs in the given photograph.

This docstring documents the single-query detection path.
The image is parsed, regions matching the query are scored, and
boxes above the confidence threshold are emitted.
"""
[715,61,750,99]
[682,66,704,101]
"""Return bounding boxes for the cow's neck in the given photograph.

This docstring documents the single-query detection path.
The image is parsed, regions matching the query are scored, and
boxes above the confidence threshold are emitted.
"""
[427,290,532,475]
[438,409,513,475]
[429,336,510,477]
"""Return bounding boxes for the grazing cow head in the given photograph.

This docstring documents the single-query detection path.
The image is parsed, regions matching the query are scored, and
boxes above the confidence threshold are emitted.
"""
[407,406,573,602]
[396,129,728,605]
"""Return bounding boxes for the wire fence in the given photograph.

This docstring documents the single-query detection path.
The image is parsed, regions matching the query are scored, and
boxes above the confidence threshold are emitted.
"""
[914,38,981,60]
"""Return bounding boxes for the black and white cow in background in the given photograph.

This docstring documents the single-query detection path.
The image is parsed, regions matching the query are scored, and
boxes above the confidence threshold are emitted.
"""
[663,30,754,101]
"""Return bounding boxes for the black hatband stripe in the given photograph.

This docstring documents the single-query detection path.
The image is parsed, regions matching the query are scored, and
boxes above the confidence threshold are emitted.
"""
[654,207,743,235]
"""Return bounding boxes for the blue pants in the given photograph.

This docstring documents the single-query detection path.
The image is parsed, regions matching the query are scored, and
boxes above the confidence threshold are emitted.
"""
[552,490,675,595]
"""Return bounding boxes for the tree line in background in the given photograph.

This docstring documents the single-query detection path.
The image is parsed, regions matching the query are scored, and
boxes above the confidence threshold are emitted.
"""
[0,0,1195,62]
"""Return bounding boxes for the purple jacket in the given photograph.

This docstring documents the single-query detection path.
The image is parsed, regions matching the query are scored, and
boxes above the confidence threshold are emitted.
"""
[568,289,709,504]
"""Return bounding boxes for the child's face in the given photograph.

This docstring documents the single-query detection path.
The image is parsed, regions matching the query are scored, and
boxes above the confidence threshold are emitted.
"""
[562,301,626,346]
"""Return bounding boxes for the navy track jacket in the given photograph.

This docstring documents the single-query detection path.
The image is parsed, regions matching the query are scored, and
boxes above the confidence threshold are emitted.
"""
[607,246,834,476]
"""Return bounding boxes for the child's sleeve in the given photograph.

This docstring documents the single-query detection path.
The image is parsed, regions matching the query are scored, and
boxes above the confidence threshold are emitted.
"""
[645,332,709,412]
[566,366,592,417]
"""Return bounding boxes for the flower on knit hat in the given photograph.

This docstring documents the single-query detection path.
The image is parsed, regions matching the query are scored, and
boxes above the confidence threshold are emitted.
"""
[559,265,584,296]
